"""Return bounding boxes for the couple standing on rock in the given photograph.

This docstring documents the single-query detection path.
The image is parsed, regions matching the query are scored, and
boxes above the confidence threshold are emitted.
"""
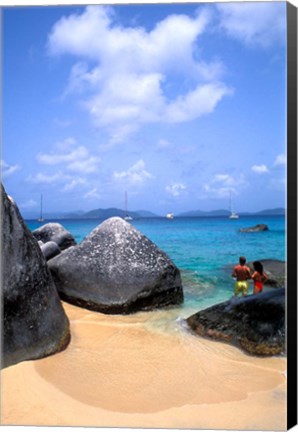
[232,256,268,297]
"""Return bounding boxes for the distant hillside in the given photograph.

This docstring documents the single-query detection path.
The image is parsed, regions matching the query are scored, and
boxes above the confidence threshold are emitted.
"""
[23,206,285,220]
[177,208,285,217]
[63,210,85,219]
[80,208,159,219]
[253,208,285,216]
[135,210,159,218]
[83,208,137,219]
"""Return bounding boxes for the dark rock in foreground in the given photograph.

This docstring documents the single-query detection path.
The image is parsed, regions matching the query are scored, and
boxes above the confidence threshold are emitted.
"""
[48,217,183,314]
[239,224,269,233]
[32,222,76,251]
[187,288,285,356]
[1,184,70,369]
[247,259,285,288]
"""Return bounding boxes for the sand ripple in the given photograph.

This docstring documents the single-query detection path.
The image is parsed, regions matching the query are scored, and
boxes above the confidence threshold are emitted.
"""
[1,302,286,429]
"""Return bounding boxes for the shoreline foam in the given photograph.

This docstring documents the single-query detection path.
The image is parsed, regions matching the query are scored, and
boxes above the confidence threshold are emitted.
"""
[1,302,286,429]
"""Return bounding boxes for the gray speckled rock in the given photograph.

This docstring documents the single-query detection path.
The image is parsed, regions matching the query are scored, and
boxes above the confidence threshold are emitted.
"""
[187,288,285,356]
[41,241,61,261]
[1,184,70,369]
[48,217,183,314]
[32,223,76,251]
[239,224,269,233]
[247,259,285,288]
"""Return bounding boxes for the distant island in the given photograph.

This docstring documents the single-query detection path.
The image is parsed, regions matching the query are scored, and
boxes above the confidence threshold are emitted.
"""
[66,208,158,219]
[177,207,286,218]
[24,207,286,220]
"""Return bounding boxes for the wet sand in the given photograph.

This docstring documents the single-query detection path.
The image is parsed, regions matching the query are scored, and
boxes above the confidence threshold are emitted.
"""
[1,302,286,430]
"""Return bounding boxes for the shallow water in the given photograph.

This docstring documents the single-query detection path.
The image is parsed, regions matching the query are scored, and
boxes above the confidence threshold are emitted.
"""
[27,215,286,311]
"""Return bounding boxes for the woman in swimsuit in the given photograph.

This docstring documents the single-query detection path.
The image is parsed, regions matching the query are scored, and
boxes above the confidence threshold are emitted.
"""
[251,261,268,294]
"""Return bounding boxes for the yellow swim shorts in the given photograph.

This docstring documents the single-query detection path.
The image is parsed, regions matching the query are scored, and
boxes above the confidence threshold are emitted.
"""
[234,280,249,296]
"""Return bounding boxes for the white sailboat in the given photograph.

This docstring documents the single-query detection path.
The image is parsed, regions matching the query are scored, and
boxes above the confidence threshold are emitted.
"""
[124,191,133,221]
[229,191,239,219]
[37,194,45,222]
[166,212,174,219]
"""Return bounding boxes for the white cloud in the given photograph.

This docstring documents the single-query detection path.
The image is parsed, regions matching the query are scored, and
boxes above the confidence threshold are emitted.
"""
[48,6,211,70]
[19,199,38,209]
[54,137,77,151]
[37,145,88,165]
[213,173,235,185]
[165,82,233,123]
[27,170,90,193]
[274,153,286,167]
[165,183,186,197]
[84,188,101,200]
[62,177,87,192]
[47,6,232,142]
[37,138,100,174]
[203,172,246,198]
[67,157,99,174]
[216,2,286,48]
[251,164,269,174]
[203,184,235,199]
[1,160,20,178]
[27,171,69,184]
[113,160,153,186]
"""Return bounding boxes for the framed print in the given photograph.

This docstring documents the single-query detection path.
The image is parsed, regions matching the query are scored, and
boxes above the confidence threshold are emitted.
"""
[1,1,297,431]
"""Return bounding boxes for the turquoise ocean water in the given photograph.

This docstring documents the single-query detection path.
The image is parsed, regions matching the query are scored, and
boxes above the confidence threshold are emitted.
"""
[26,216,286,315]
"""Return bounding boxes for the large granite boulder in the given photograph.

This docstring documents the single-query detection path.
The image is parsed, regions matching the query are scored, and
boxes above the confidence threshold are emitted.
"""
[1,184,70,369]
[187,288,285,356]
[48,217,183,314]
[32,222,76,251]
[239,224,269,233]
[247,259,285,288]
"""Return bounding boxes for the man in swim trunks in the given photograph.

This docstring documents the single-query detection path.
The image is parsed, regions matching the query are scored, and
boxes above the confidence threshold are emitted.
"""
[232,256,252,296]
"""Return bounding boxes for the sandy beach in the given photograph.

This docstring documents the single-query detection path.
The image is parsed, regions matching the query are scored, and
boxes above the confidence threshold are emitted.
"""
[1,302,286,430]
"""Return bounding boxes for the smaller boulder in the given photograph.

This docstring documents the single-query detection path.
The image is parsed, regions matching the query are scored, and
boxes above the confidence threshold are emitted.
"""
[41,241,61,261]
[32,223,76,251]
[239,224,269,233]
[187,288,285,356]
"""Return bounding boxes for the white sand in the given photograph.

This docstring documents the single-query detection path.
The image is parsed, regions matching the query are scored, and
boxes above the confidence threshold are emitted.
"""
[1,302,286,430]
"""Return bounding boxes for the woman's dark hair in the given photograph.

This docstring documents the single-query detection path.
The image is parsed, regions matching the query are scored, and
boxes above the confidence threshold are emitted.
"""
[253,261,263,275]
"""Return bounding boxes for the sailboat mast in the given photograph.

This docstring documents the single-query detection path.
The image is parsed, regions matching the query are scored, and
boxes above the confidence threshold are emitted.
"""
[125,191,128,216]
[229,191,239,219]
[38,193,44,222]
[123,191,133,221]
[40,194,43,220]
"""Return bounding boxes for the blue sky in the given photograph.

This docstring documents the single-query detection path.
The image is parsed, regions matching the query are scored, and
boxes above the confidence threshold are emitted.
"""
[2,2,287,217]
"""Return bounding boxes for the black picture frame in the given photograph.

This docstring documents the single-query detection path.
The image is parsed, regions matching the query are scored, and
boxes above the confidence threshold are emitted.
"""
[286,1,298,430]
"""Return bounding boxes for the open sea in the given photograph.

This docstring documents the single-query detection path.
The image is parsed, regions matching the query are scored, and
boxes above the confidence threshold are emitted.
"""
[26,215,286,317]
